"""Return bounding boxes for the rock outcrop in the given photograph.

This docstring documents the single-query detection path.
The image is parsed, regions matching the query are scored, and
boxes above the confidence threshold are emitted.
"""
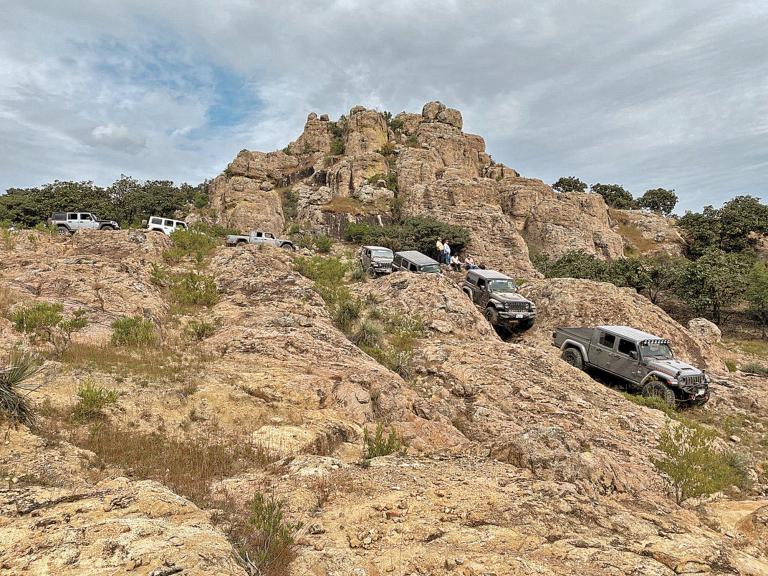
[610,208,687,257]
[205,101,659,277]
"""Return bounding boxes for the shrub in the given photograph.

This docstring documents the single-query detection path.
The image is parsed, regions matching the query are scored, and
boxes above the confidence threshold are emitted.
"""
[111,317,157,347]
[0,352,42,426]
[149,263,171,287]
[331,292,361,331]
[294,256,347,285]
[185,318,218,341]
[230,492,302,574]
[314,235,334,254]
[741,362,768,376]
[279,187,298,224]
[12,302,63,335]
[190,222,239,238]
[363,422,406,458]
[652,421,751,504]
[72,381,118,422]
[405,135,419,148]
[330,137,345,155]
[169,272,219,307]
[622,392,677,418]
[343,217,470,259]
[164,229,217,265]
[354,320,383,348]
[725,360,737,373]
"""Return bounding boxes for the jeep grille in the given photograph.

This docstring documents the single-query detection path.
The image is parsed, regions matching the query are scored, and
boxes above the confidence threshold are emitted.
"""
[508,301,530,312]
[680,374,705,387]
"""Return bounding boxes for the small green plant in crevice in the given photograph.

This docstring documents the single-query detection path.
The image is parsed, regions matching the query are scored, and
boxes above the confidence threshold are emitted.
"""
[353,319,382,348]
[0,352,42,426]
[621,392,679,419]
[279,187,298,224]
[314,235,334,254]
[185,318,218,341]
[331,291,361,332]
[725,359,737,373]
[163,228,217,266]
[111,316,157,347]
[229,492,303,575]
[741,362,768,376]
[363,422,407,458]
[330,137,344,156]
[72,381,119,422]
[169,271,219,307]
[652,420,753,504]
[149,263,171,287]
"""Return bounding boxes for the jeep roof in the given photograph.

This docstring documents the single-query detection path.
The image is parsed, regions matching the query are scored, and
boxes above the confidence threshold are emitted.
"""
[395,250,438,265]
[467,269,511,281]
[363,245,393,252]
[597,325,669,344]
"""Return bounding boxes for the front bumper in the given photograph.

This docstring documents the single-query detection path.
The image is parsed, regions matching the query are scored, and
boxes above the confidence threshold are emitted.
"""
[371,264,393,275]
[497,311,536,326]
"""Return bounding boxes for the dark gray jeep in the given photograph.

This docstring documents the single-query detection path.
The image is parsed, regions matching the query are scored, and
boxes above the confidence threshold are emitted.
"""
[462,269,536,330]
[359,245,394,277]
[553,325,710,406]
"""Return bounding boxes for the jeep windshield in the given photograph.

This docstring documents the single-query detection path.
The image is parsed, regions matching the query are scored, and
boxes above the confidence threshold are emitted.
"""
[371,249,393,259]
[488,279,517,293]
[419,264,441,274]
[639,341,674,360]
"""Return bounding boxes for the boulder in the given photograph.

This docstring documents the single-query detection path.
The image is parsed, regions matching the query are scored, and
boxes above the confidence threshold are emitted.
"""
[688,317,722,344]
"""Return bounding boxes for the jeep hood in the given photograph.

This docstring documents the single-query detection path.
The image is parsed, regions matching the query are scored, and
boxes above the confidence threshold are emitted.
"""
[647,358,702,376]
[492,292,531,304]
[371,255,394,264]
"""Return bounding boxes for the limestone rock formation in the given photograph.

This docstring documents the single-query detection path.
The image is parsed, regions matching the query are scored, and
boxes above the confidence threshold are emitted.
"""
[688,317,723,345]
[203,102,665,276]
[611,208,687,256]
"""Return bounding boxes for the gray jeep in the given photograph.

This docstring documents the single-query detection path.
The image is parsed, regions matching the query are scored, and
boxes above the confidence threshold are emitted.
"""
[462,269,536,331]
[50,212,120,235]
[359,245,394,277]
[553,325,710,406]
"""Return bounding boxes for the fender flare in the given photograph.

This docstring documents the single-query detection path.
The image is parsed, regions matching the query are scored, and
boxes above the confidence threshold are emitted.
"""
[640,371,675,387]
[489,298,505,310]
[461,287,473,298]
[559,339,588,363]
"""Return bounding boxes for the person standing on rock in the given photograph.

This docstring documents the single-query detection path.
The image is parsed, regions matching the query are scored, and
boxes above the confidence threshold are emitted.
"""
[443,240,451,265]
[435,238,444,261]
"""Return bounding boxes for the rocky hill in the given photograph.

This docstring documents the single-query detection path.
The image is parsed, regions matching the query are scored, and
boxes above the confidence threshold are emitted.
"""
[0,102,766,575]
[205,102,685,277]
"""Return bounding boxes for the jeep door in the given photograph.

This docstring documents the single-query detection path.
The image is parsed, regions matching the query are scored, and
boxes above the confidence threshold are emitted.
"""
[66,213,79,230]
[476,278,491,307]
[614,338,642,383]
[79,213,98,230]
[589,330,617,372]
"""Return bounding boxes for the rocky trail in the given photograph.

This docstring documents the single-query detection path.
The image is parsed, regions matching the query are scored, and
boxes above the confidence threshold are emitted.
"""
[1,101,767,575]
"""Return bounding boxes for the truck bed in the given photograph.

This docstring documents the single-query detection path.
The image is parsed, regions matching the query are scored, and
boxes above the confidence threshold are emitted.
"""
[553,327,592,348]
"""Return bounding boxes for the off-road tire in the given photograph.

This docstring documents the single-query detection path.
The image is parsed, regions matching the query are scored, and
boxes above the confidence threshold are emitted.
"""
[100,225,115,231]
[561,347,584,370]
[641,379,676,407]
[484,306,499,325]
[462,289,473,300]
[236,240,247,246]
[56,226,70,237]
[280,243,295,251]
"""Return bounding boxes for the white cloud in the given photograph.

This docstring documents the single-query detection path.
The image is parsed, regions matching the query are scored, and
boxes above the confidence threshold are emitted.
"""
[0,0,766,211]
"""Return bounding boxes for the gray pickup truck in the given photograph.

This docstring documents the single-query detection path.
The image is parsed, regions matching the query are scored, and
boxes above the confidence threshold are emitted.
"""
[553,325,710,406]
[462,269,536,330]
[226,230,294,250]
[50,212,120,235]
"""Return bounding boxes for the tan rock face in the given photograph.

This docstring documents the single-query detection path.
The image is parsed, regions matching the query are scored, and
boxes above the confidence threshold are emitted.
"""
[344,107,388,156]
[288,112,332,155]
[611,208,687,256]
[208,174,285,234]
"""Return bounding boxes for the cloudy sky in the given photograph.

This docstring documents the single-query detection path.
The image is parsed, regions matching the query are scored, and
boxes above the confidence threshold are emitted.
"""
[1,1,766,212]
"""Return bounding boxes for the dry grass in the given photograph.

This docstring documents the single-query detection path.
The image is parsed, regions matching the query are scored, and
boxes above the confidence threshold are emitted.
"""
[59,342,210,382]
[73,422,276,507]
[0,285,18,317]
[617,222,659,255]
[321,197,373,215]
[723,338,768,360]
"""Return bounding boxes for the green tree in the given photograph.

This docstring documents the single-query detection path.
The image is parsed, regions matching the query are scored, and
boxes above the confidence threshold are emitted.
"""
[642,255,688,304]
[534,251,609,281]
[637,188,678,216]
[675,249,750,324]
[678,207,721,259]
[591,183,635,209]
[552,176,588,194]
[747,261,768,337]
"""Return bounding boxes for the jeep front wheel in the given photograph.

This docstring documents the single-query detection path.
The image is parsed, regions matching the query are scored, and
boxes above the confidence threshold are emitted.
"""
[100,225,115,231]
[518,318,535,331]
[561,347,584,370]
[641,380,676,408]
[484,306,499,325]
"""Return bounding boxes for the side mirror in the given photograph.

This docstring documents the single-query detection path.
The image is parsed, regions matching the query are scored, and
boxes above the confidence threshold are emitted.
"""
[629,351,638,360]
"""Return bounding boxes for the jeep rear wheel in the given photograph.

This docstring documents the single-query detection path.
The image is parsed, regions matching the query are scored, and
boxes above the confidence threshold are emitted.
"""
[56,226,70,237]
[280,243,295,251]
[561,347,584,370]
[641,379,676,408]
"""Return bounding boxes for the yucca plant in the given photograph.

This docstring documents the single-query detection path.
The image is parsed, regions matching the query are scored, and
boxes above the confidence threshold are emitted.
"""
[0,351,42,426]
